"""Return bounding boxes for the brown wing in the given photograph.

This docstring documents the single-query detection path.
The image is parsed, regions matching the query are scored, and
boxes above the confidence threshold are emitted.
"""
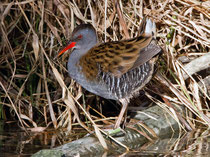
[79,18,161,80]
[79,35,157,79]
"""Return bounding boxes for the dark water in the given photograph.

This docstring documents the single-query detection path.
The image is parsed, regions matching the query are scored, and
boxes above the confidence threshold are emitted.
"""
[0,121,85,157]
[0,120,209,157]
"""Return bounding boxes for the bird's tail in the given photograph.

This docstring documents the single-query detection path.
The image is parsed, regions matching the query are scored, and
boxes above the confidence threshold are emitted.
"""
[139,17,156,38]
[145,18,156,38]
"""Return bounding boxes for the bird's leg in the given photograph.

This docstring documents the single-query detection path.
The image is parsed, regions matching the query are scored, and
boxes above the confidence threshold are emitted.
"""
[114,98,129,129]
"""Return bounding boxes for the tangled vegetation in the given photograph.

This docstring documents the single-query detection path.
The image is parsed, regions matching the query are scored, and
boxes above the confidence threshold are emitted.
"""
[0,0,209,135]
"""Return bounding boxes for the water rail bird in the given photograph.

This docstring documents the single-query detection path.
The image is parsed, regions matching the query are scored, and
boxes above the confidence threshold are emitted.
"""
[58,18,162,128]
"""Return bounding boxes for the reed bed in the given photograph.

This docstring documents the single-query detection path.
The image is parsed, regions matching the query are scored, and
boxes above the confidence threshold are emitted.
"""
[0,0,209,138]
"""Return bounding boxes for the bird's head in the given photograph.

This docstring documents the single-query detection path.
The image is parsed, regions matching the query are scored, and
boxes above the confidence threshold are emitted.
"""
[58,24,98,57]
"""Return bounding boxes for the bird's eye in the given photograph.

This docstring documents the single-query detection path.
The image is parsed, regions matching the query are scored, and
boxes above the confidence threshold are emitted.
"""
[77,35,83,39]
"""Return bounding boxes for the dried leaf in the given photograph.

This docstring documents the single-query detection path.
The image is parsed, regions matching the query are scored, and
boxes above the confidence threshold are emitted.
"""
[94,125,108,150]
[32,34,39,61]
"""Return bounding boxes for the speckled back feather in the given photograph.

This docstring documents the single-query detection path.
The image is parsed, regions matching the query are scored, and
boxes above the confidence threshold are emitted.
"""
[79,35,153,80]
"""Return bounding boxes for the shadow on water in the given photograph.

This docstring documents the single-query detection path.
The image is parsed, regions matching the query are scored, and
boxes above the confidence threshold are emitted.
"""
[0,120,209,157]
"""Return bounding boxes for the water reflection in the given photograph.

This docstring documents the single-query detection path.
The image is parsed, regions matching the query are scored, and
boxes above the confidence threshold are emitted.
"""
[117,129,210,157]
[0,120,209,157]
[0,121,86,157]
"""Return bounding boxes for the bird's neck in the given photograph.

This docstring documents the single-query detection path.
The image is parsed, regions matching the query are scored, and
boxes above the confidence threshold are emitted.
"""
[68,45,91,63]
[67,46,94,79]
[69,37,98,62]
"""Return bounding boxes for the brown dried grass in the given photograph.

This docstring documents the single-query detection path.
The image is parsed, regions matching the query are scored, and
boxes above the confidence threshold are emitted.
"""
[0,0,209,137]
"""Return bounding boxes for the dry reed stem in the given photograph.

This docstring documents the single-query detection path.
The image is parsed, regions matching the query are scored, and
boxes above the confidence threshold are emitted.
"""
[0,0,209,138]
